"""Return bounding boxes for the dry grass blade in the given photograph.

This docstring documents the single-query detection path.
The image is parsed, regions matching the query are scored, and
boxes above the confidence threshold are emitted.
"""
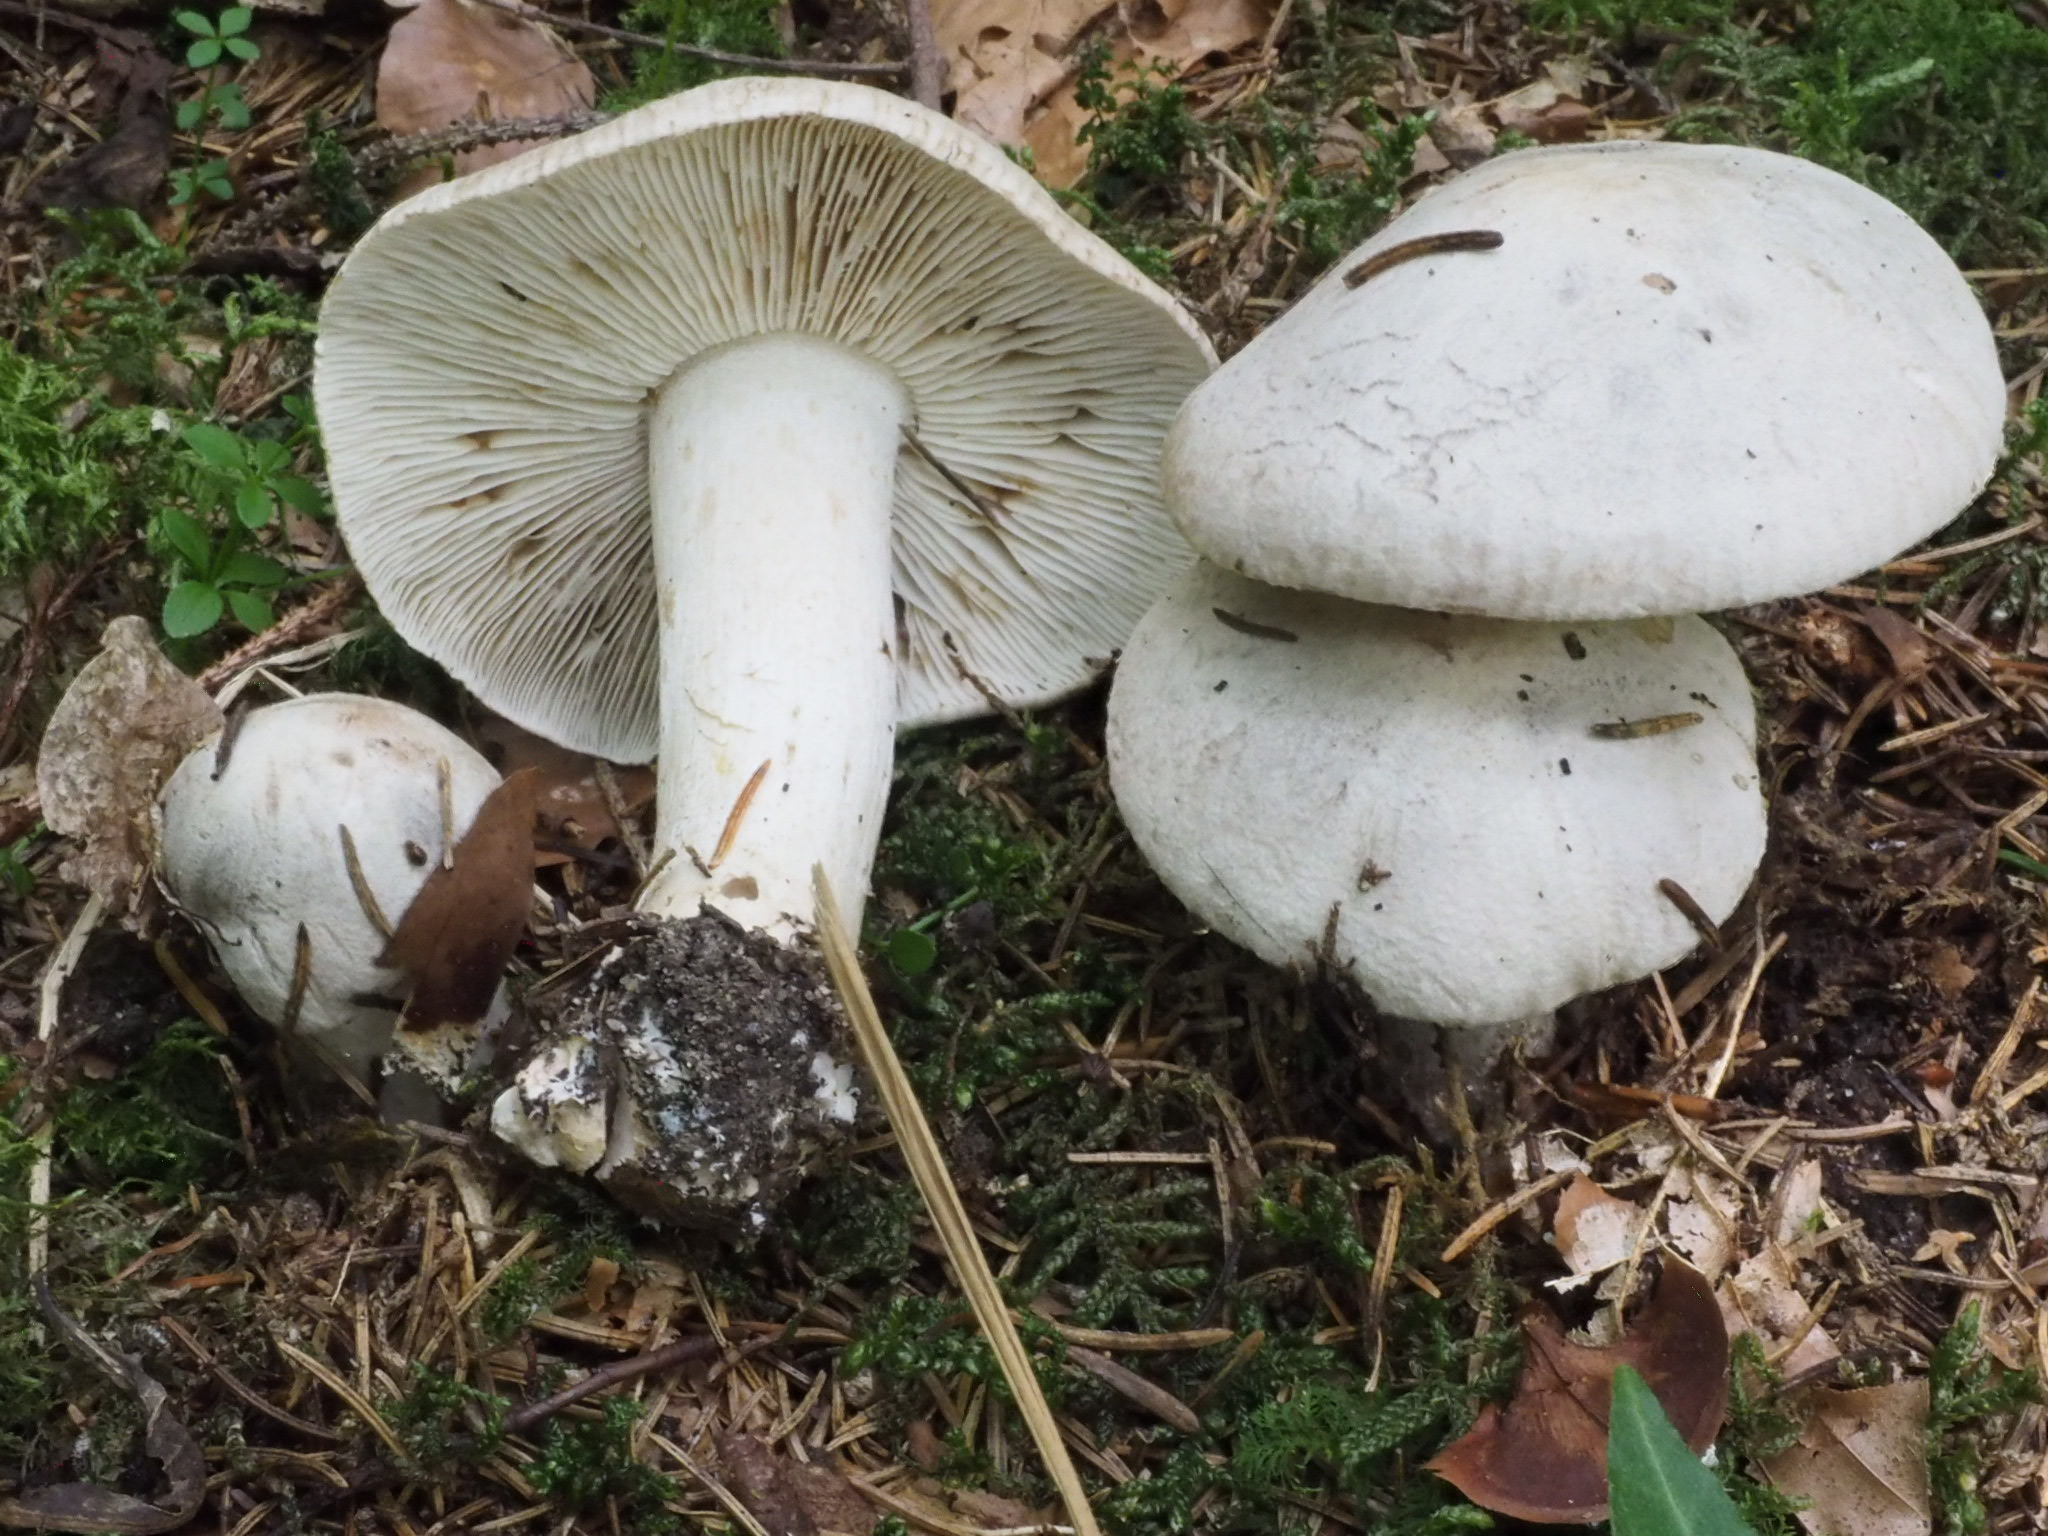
[272,1339,409,1462]
[28,891,104,1278]
[812,865,1097,1536]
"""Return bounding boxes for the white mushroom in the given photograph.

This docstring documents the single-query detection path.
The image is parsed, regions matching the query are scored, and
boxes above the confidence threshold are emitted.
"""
[155,693,503,1080]
[1166,141,2007,620]
[1107,564,1766,1028]
[314,77,1214,949]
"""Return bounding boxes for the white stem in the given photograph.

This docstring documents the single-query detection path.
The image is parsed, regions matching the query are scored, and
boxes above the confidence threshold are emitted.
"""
[636,334,907,942]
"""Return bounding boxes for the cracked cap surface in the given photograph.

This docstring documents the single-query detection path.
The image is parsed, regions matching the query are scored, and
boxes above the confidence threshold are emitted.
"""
[1165,141,2005,620]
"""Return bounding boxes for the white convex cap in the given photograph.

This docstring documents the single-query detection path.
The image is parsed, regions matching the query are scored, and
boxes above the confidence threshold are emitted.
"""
[1166,141,2006,620]
[315,76,1215,762]
[1107,565,1766,1026]
[156,694,503,1075]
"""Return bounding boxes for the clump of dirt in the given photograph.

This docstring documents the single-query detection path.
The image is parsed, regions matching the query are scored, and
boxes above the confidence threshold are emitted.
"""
[519,911,859,1232]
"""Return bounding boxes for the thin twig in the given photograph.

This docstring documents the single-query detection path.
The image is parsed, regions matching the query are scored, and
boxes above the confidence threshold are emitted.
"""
[27,892,103,1278]
[904,0,946,109]
[504,1336,718,1434]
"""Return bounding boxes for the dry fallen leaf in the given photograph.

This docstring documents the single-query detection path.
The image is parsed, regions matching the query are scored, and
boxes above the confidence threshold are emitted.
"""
[476,715,653,866]
[936,0,1271,187]
[375,0,594,197]
[716,1433,877,1536]
[35,616,224,917]
[385,765,538,1031]
[1549,1172,1642,1292]
[1762,1381,1931,1536]
[1426,1257,1729,1524]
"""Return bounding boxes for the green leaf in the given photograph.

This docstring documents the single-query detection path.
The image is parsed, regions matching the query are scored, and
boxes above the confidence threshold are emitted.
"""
[1608,1366,1757,1536]
[226,588,273,633]
[233,479,274,528]
[224,35,260,60]
[173,9,213,34]
[217,551,288,588]
[186,37,223,66]
[181,422,245,473]
[175,98,204,131]
[885,929,938,976]
[156,507,215,574]
[218,6,253,34]
[246,439,290,474]
[202,169,234,199]
[163,581,225,638]
[215,94,251,129]
[270,475,324,515]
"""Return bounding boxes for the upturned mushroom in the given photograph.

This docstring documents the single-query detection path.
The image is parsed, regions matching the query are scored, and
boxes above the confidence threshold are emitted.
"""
[155,692,505,1082]
[313,78,1213,1219]
[1166,140,2006,620]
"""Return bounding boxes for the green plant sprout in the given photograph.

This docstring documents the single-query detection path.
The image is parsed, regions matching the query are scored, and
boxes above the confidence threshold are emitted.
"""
[0,829,39,899]
[169,7,259,207]
[154,420,321,636]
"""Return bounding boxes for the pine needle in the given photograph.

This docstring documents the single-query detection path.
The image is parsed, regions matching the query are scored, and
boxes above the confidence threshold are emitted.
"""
[812,866,1097,1536]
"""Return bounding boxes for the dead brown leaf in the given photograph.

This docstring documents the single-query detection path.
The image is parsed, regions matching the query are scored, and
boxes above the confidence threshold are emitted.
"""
[1550,1172,1642,1289]
[1761,1380,1931,1536]
[34,616,224,917]
[1861,606,1937,681]
[384,766,538,1030]
[1426,1257,1729,1524]
[375,0,594,197]
[936,0,1270,187]
[716,1433,876,1536]
[476,715,652,866]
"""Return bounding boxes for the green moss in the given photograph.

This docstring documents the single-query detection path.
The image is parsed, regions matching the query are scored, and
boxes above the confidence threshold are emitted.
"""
[527,1396,678,1528]
[607,0,786,105]
[0,338,176,584]
[1543,0,2048,267]
[1928,1302,2040,1536]
[383,1363,508,1471]
[52,1019,243,1204]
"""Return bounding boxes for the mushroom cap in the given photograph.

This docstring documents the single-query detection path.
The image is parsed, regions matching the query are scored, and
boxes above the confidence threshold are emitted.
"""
[1106,564,1766,1025]
[1165,142,2006,620]
[315,78,1216,764]
[156,694,502,1072]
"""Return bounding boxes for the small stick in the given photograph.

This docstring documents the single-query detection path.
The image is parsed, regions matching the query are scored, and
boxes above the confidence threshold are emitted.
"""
[904,0,945,110]
[337,825,395,939]
[1656,878,1722,950]
[1212,608,1298,643]
[708,760,772,871]
[1590,711,1703,739]
[1344,229,1504,289]
[901,427,1009,530]
[27,893,104,1278]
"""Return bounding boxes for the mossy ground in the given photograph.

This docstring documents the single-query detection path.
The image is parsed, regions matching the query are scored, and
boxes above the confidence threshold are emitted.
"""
[1,1,2047,1532]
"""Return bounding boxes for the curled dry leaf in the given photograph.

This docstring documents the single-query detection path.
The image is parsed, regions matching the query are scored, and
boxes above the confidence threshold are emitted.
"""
[34,616,224,918]
[384,765,538,1032]
[1426,1257,1729,1525]
[375,0,594,197]
[1761,1380,1931,1536]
